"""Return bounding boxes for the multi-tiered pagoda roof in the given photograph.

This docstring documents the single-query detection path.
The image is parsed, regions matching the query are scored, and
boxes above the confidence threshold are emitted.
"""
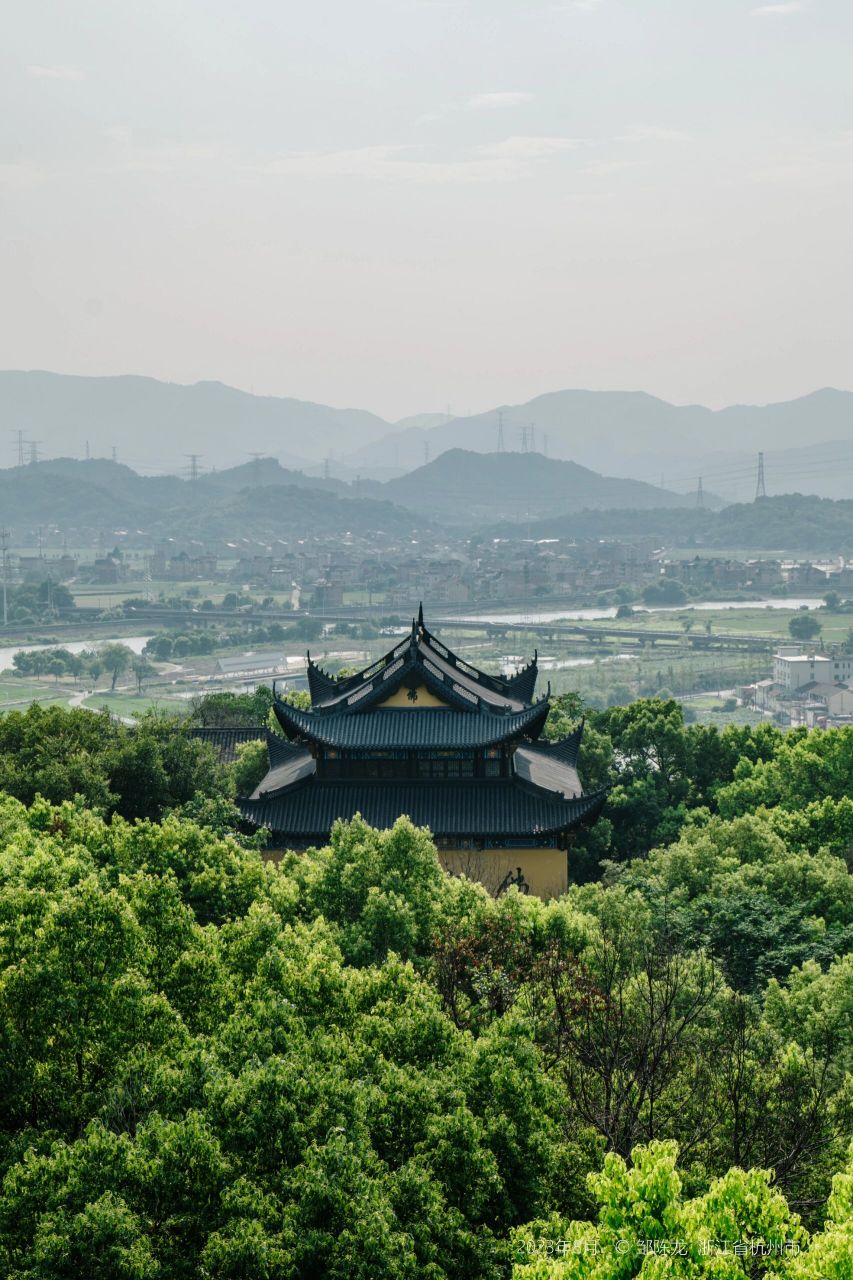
[239,606,606,860]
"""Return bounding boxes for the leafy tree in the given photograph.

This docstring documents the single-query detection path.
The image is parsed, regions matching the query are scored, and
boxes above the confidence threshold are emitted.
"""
[231,738,270,796]
[643,579,688,605]
[0,705,231,822]
[188,687,274,728]
[132,657,157,692]
[0,802,588,1278]
[789,612,822,641]
[512,1140,810,1278]
[99,642,135,691]
[786,1140,853,1279]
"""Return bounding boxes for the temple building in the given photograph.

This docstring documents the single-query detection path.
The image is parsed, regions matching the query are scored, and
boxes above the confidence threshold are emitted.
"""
[238,606,606,897]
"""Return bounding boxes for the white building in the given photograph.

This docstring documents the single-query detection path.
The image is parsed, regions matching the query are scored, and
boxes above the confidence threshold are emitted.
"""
[773,647,833,692]
[832,653,853,684]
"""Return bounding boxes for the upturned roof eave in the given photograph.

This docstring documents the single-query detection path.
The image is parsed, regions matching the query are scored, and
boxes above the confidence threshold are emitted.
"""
[305,607,537,709]
[271,695,551,750]
[238,775,608,839]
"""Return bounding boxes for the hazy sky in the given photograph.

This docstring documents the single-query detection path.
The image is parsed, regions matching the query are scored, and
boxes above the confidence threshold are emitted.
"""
[3,1,852,421]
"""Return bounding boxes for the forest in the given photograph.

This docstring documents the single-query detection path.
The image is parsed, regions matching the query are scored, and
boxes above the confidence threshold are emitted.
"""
[0,697,850,1277]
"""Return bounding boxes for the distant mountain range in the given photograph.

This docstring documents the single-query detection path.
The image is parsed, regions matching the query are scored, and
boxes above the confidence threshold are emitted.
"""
[340,388,853,501]
[3,371,852,500]
[0,371,385,475]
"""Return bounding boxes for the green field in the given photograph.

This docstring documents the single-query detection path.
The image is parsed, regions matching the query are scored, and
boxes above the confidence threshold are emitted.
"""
[81,692,192,719]
[0,680,73,711]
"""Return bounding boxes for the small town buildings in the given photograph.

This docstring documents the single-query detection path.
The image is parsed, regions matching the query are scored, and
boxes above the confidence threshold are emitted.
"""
[745,645,853,727]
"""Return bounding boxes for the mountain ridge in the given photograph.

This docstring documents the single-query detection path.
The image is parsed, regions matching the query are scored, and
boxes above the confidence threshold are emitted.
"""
[3,371,853,498]
[340,387,853,486]
[375,448,708,526]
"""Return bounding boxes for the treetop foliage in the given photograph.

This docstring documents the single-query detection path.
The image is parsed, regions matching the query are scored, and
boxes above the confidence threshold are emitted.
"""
[0,695,851,1274]
[0,779,849,1275]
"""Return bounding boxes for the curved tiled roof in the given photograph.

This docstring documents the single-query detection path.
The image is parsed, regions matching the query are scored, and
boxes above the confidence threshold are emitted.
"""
[272,699,550,750]
[239,777,608,840]
[305,606,537,712]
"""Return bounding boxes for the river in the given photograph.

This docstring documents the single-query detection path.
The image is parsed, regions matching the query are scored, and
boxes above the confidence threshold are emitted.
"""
[451,598,824,626]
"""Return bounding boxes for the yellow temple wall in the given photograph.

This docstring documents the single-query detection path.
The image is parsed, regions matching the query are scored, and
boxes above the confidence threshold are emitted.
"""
[378,684,451,708]
[438,846,568,900]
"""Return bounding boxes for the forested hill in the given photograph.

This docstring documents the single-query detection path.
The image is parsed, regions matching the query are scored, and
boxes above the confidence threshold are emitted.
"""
[376,449,699,525]
[0,458,423,544]
[488,493,853,553]
[4,456,852,550]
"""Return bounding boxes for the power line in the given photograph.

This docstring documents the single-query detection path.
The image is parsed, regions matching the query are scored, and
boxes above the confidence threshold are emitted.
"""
[0,527,9,627]
[644,446,853,493]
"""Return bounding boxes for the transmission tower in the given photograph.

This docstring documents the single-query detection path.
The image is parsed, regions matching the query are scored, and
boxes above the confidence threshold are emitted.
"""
[755,451,766,500]
[85,440,90,461]
[496,411,505,453]
[696,476,705,509]
[111,445,117,464]
[28,440,41,465]
[12,430,24,467]
[519,427,528,453]
[528,424,536,453]
[323,457,331,481]
[184,454,201,482]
